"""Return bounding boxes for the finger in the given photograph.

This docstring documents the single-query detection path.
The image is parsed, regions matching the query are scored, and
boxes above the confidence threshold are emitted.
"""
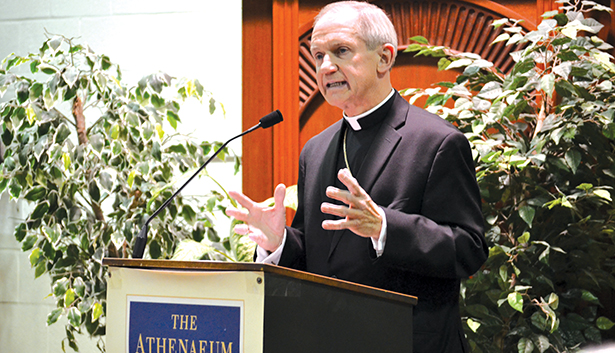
[248,233,261,244]
[228,190,256,210]
[248,233,270,248]
[325,186,354,206]
[337,168,364,196]
[321,202,350,218]
[233,224,249,235]
[322,203,370,223]
[226,205,252,220]
[322,218,355,230]
[247,231,266,247]
[322,217,373,234]
[248,229,281,252]
[273,183,286,210]
[225,207,247,220]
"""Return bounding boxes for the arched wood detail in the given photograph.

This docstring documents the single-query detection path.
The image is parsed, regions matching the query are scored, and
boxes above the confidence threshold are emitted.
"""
[299,24,318,117]
[297,0,538,115]
[241,0,574,204]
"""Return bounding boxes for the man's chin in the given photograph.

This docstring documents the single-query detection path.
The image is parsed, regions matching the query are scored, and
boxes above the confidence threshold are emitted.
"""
[323,93,351,110]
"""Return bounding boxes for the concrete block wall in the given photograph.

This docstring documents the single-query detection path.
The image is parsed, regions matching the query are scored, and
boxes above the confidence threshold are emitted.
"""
[0,0,242,352]
[0,194,71,352]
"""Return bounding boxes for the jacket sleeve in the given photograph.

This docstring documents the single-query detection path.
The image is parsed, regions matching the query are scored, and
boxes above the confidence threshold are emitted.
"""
[278,149,307,271]
[379,131,488,279]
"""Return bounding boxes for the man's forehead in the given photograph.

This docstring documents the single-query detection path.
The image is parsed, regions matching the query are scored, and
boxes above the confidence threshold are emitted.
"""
[310,20,362,51]
[313,10,360,34]
[311,30,357,47]
[318,6,360,23]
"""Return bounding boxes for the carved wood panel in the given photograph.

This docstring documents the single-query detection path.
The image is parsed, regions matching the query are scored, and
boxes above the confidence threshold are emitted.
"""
[298,0,536,116]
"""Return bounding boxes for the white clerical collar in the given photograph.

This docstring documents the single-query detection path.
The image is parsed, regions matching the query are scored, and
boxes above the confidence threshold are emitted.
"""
[343,89,396,131]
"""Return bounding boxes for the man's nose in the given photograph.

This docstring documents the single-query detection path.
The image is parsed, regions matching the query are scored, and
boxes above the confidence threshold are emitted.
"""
[319,55,337,73]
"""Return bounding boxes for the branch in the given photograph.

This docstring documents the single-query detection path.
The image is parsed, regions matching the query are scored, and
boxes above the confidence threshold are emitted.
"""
[72,96,106,225]
[72,96,88,145]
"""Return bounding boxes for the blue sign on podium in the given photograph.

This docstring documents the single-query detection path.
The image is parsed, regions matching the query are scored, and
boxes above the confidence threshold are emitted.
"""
[127,296,243,353]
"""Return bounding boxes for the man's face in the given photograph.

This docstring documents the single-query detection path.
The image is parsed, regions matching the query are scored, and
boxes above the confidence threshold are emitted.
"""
[310,11,384,116]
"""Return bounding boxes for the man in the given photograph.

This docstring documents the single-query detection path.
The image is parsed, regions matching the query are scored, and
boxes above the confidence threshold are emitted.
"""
[226,1,488,352]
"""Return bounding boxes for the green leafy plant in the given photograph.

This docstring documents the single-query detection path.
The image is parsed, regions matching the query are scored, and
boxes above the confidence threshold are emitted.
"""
[403,1,615,352]
[0,34,246,351]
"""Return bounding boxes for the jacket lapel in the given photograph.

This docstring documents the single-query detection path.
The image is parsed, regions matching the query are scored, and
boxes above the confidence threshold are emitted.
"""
[356,93,408,193]
[319,124,342,211]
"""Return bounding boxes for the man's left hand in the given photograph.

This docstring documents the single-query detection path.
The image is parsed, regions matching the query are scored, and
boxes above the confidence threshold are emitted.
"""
[320,168,383,239]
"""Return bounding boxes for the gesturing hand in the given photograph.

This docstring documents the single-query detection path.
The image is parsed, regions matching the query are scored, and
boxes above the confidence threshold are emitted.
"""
[320,168,384,240]
[225,184,287,252]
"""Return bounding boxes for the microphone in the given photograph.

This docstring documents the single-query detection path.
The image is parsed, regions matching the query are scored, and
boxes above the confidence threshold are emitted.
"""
[259,110,284,128]
[132,110,283,259]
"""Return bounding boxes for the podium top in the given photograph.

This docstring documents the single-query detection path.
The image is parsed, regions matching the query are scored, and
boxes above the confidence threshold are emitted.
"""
[103,258,417,306]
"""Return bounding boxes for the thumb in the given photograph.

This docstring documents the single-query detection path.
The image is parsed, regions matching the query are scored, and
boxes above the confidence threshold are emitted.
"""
[273,183,286,209]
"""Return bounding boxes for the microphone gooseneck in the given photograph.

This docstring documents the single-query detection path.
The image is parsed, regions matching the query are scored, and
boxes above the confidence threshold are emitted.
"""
[132,110,283,259]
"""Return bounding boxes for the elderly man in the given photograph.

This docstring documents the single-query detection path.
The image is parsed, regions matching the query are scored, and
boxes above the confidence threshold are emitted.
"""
[227,1,488,352]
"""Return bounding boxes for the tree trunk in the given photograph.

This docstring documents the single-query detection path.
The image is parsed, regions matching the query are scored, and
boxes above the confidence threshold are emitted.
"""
[73,97,107,223]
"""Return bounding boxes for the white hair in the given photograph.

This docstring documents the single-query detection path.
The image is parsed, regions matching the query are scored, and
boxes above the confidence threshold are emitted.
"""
[314,1,398,59]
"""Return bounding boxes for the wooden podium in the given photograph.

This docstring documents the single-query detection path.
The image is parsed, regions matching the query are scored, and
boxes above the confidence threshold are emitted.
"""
[104,259,417,353]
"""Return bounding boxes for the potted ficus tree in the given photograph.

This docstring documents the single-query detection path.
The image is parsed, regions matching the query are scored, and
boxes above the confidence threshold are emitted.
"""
[402,0,615,352]
[0,34,250,351]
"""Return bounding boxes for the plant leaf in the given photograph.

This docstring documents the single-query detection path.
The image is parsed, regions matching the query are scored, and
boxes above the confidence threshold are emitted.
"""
[508,292,524,312]
[409,35,429,44]
[597,316,615,330]
[447,59,473,70]
[534,335,550,353]
[47,308,63,326]
[478,81,502,100]
[518,231,530,244]
[171,239,216,261]
[565,149,582,174]
[517,337,534,353]
[540,73,555,97]
[54,123,71,144]
[67,307,81,327]
[519,206,535,228]
[493,33,510,44]
[593,189,612,201]
[64,288,76,307]
[467,318,481,332]
[92,302,104,321]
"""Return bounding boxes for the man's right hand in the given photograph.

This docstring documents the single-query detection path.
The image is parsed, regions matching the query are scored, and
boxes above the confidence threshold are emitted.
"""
[225,183,287,253]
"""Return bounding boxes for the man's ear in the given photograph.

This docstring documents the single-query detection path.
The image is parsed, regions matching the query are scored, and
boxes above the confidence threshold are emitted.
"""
[377,43,396,73]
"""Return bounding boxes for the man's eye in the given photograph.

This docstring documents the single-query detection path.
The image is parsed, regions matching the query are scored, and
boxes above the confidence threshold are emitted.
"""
[313,53,323,61]
[337,47,348,55]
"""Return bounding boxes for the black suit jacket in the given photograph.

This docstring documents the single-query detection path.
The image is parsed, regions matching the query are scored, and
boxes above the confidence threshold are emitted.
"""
[279,92,488,352]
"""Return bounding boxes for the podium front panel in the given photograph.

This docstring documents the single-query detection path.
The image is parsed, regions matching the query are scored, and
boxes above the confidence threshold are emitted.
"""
[263,273,413,353]
[107,267,265,353]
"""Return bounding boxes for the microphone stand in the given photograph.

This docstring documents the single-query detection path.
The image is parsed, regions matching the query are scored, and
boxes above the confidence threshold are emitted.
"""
[132,110,282,258]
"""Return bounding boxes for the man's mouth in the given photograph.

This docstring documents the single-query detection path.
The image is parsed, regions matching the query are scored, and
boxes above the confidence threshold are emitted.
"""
[327,81,347,89]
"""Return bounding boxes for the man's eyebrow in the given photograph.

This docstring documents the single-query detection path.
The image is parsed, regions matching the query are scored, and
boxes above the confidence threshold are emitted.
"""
[312,40,345,51]
[310,43,323,53]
